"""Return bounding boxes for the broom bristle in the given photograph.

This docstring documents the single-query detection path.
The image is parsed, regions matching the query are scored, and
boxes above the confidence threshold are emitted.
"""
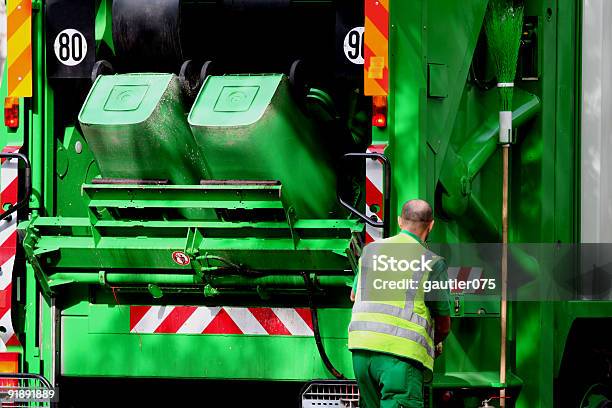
[485,0,524,110]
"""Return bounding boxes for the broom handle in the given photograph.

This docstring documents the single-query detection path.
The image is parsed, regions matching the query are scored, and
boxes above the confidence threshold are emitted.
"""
[500,144,509,407]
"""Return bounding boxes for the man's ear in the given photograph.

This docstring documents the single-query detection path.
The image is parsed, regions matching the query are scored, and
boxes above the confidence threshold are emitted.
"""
[429,220,435,232]
[398,216,403,229]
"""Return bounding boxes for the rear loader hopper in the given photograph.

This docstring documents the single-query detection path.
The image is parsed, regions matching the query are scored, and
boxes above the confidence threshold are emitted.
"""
[26,71,364,293]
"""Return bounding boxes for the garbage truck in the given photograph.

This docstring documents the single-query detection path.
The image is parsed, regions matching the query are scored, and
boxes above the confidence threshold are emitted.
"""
[0,0,610,406]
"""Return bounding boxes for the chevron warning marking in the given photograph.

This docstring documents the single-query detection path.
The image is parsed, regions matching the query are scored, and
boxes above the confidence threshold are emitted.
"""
[130,306,314,336]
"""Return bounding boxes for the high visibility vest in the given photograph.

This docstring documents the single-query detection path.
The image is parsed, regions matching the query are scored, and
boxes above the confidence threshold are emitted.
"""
[348,232,438,371]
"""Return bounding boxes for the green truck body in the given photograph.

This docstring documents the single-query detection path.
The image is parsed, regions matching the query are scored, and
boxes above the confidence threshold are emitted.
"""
[0,0,609,407]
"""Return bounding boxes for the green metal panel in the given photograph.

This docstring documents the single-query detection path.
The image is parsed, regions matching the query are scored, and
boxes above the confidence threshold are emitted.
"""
[22,182,361,289]
[386,0,425,228]
[382,1,612,407]
[428,64,449,99]
[94,0,114,53]
[31,0,46,214]
[55,126,101,217]
[61,306,352,380]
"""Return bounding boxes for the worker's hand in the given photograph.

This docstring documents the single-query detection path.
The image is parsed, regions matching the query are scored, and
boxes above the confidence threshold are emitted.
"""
[435,342,444,358]
[350,289,356,302]
[434,316,451,344]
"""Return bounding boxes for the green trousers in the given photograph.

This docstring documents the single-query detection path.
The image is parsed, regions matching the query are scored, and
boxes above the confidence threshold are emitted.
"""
[352,350,425,408]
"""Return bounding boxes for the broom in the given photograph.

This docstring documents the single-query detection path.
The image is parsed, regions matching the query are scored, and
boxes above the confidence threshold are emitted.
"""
[485,0,524,144]
[484,2,523,408]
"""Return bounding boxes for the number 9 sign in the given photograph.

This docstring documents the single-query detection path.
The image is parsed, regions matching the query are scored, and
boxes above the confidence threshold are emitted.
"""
[54,29,88,67]
[343,27,365,65]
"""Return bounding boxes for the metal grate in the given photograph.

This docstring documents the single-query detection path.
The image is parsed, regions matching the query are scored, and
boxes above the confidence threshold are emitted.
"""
[0,373,56,407]
[302,381,360,408]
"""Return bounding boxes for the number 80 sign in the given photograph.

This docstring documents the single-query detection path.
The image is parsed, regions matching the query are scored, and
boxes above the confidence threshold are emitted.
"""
[53,28,88,67]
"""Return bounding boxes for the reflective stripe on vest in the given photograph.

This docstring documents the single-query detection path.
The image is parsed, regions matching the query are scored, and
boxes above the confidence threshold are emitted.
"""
[348,321,434,356]
[351,302,432,334]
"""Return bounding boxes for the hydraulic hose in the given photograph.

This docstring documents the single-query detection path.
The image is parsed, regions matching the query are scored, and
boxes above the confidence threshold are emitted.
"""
[302,272,346,380]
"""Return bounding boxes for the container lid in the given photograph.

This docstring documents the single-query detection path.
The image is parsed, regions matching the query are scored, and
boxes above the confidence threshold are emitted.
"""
[78,74,174,125]
[188,74,283,127]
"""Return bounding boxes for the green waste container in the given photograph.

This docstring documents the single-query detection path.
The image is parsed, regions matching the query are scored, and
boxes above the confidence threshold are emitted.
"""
[188,74,340,219]
[79,73,208,185]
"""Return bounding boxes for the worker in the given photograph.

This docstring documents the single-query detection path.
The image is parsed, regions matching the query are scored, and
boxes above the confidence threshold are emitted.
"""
[348,199,451,408]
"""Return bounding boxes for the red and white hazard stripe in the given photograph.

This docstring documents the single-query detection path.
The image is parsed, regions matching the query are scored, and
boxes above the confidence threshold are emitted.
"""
[447,267,484,294]
[0,146,22,350]
[130,306,314,336]
[365,144,387,243]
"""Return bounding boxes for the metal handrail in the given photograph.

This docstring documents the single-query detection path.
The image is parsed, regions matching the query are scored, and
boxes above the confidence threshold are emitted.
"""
[0,152,31,222]
[338,152,391,238]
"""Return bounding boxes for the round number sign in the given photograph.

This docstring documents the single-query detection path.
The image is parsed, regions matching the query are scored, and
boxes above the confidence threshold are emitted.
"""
[54,29,87,66]
[343,27,365,65]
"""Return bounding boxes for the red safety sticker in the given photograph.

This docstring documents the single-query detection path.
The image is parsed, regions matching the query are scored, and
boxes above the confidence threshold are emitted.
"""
[171,251,191,266]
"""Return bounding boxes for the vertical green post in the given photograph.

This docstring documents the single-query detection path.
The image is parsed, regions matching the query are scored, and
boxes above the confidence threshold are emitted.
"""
[388,0,426,233]
[24,264,40,374]
[29,1,44,214]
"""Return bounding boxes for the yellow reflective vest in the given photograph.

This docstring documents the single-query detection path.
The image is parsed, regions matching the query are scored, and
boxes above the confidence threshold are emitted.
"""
[348,231,438,371]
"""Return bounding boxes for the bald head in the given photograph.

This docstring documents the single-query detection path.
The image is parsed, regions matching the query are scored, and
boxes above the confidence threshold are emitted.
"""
[399,199,434,238]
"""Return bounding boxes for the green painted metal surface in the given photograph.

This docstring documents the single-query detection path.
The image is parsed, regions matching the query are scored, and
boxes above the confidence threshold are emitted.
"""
[21,181,361,289]
[62,306,353,379]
